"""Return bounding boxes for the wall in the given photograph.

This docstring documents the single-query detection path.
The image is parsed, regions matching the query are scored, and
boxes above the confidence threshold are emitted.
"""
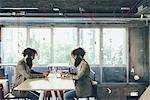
[0,26,1,63]
[149,25,150,84]
[129,26,149,82]
[97,84,147,100]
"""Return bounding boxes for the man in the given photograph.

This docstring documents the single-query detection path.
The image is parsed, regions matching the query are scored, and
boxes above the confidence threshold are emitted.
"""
[12,48,49,99]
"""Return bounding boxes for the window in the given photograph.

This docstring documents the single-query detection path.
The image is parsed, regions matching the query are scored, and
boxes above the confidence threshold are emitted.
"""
[53,28,77,64]
[1,27,27,63]
[29,28,52,64]
[0,27,127,67]
[0,26,128,83]
[79,28,100,64]
[102,28,127,65]
[102,28,127,83]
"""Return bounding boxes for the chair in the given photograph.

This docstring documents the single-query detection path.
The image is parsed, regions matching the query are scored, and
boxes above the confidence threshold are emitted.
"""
[4,92,28,100]
[76,80,98,100]
[76,69,98,100]
[0,78,28,100]
[0,68,5,78]
[1,87,28,100]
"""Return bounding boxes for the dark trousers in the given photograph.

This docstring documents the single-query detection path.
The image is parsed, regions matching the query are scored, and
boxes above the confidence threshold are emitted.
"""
[64,90,76,100]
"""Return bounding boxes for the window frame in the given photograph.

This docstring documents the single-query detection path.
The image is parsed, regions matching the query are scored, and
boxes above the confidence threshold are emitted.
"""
[0,26,129,83]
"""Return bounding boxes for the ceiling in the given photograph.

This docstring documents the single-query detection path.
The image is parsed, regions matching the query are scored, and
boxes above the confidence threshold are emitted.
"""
[0,0,149,17]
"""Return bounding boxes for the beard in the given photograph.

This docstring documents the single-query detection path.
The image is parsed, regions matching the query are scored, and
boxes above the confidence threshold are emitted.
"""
[26,57,33,68]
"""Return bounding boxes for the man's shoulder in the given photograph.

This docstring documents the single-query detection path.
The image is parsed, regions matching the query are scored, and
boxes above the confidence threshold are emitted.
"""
[17,59,25,65]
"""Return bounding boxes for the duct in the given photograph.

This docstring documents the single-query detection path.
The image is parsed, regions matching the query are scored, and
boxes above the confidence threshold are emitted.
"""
[0,17,149,25]
[0,17,149,21]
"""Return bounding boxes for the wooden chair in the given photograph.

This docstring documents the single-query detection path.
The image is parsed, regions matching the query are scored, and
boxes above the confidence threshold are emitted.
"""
[0,82,28,100]
[76,80,98,100]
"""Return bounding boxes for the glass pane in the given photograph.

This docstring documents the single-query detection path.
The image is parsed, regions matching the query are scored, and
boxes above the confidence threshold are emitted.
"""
[1,27,27,63]
[102,28,126,65]
[79,28,100,64]
[53,27,77,65]
[29,28,51,64]
[102,67,126,82]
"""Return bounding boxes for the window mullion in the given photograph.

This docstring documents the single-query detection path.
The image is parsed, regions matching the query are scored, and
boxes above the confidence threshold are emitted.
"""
[26,26,30,47]
[100,27,103,65]
[51,27,54,63]
[77,27,80,47]
[100,27,103,83]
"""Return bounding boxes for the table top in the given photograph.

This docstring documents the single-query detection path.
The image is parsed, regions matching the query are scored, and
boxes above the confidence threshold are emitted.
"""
[14,74,75,91]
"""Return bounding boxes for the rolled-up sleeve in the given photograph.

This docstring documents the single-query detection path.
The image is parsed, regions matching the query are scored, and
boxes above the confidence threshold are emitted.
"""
[17,64,44,79]
[17,64,30,79]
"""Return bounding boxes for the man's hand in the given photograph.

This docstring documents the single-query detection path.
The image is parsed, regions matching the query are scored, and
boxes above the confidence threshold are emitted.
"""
[43,72,49,77]
[60,72,69,79]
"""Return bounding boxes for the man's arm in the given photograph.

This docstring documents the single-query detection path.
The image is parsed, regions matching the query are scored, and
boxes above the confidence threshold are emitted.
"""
[17,64,44,79]
[31,69,42,74]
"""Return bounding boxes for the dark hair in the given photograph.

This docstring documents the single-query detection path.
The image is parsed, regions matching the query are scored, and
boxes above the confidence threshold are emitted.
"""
[22,48,37,68]
[22,48,37,57]
[71,47,85,67]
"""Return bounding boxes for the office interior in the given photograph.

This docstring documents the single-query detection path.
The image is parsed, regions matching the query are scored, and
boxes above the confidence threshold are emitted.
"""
[0,0,150,100]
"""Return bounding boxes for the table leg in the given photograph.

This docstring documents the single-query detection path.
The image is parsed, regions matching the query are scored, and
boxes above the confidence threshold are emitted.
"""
[51,90,57,100]
[56,90,63,100]
[38,91,45,100]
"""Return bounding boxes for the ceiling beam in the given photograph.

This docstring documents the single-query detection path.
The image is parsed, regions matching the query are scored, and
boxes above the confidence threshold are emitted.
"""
[0,17,149,23]
[0,12,137,17]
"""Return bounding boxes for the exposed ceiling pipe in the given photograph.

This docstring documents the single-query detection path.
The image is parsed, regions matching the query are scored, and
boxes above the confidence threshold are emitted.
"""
[0,12,135,17]
[0,17,149,21]
[123,0,140,17]
[0,17,149,26]
[0,8,39,10]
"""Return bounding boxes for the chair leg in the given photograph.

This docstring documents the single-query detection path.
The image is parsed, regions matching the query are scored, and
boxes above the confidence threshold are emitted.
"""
[45,97,51,100]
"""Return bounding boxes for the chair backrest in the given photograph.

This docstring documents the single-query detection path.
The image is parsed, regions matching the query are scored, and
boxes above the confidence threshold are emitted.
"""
[90,69,98,98]
[91,80,98,98]
[0,68,5,79]
[90,69,96,80]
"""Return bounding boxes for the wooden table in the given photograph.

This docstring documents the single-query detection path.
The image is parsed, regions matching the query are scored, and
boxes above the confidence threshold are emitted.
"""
[139,85,150,100]
[14,74,75,100]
